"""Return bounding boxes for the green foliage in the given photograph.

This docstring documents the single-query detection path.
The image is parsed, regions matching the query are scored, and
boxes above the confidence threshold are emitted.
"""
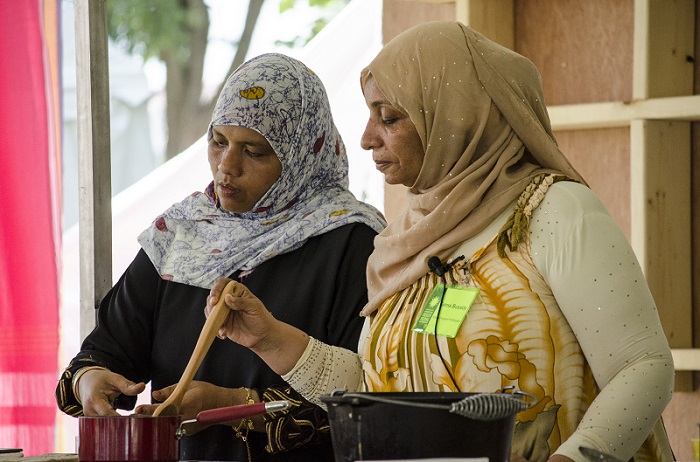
[278,0,295,11]
[280,0,347,11]
[106,0,208,63]
[276,0,349,47]
[107,0,349,58]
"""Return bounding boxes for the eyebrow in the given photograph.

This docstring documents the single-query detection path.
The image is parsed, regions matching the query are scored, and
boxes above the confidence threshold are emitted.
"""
[243,140,272,149]
[369,100,391,109]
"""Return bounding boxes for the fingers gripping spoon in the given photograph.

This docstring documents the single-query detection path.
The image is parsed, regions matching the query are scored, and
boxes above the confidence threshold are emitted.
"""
[153,281,239,417]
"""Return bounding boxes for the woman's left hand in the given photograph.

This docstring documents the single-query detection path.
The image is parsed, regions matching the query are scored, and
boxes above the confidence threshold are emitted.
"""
[135,380,255,435]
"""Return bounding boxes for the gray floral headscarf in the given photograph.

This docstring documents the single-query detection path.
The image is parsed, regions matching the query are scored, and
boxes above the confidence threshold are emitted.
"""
[138,53,385,288]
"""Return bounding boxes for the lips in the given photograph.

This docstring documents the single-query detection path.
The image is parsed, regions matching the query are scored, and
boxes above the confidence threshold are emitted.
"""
[217,182,241,197]
[373,159,391,172]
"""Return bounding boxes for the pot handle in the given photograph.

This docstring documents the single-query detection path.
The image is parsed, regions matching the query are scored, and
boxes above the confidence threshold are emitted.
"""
[177,400,290,438]
[196,401,289,425]
[334,388,538,422]
[448,390,537,420]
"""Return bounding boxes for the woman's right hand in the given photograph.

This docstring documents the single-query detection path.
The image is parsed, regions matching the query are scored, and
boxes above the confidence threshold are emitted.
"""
[76,368,145,416]
[206,278,310,376]
[206,278,278,351]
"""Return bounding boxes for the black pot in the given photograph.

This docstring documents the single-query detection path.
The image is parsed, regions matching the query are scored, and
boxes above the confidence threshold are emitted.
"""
[322,391,531,462]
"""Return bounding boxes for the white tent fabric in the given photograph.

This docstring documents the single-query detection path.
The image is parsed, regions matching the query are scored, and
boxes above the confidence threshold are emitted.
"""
[55,0,383,451]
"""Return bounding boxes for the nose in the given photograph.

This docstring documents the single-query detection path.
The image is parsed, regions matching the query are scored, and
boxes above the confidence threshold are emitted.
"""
[360,119,380,151]
[218,147,243,176]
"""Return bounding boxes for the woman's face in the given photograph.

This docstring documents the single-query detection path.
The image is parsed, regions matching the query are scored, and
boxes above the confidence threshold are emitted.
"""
[208,125,282,213]
[360,74,425,187]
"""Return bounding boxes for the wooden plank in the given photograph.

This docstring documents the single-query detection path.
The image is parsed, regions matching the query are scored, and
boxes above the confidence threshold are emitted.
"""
[661,391,700,461]
[515,0,634,106]
[548,94,700,130]
[631,0,695,391]
[635,0,695,98]
[672,349,700,371]
[631,120,693,390]
[454,0,514,48]
[554,128,631,238]
[382,0,454,43]
[74,0,112,341]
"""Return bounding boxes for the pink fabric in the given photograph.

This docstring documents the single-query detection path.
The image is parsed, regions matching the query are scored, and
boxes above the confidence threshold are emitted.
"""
[0,0,61,455]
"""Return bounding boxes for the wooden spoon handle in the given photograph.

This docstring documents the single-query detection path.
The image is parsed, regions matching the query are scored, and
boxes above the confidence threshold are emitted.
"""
[153,280,238,417]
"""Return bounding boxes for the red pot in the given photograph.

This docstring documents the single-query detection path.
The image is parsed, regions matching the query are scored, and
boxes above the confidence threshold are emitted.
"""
[78,401,288,461]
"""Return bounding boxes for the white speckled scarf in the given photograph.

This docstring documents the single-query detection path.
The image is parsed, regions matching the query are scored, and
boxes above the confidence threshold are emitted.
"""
[139,53,385,288]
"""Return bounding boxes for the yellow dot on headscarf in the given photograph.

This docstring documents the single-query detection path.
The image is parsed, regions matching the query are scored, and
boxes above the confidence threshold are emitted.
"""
[240,86,265,100]
[330,209,350,217]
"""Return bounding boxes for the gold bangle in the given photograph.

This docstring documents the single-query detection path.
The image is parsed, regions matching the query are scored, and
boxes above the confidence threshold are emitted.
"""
[71,366,108,405]
[234,387,255,432]
[234,388,255,461]
[243,387,255,404]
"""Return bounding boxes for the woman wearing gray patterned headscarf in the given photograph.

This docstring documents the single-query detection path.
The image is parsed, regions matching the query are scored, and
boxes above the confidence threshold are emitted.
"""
[56,53,385,462]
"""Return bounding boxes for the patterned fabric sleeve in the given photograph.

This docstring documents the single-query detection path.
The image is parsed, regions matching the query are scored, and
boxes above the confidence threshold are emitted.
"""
[55,357,103,417]
[282,336,363,408]
[260,385,332,454]
[55,357,138,416]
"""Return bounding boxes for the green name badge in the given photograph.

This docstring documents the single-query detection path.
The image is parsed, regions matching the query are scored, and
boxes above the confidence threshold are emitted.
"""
[412,285,479,338]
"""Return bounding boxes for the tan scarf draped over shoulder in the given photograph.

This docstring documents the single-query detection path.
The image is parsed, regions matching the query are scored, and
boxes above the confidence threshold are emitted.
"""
[361,21,585,316]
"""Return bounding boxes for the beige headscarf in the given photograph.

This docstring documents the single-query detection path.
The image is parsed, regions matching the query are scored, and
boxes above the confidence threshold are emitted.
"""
[361,21,585,316]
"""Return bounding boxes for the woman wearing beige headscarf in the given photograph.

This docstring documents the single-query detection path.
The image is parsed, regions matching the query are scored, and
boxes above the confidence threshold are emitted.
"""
[208,22,675,462]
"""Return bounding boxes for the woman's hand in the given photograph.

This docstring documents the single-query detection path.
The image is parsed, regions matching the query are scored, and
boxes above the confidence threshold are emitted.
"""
[206,277,311,376]
[206,278,277,351]
[135,381,256,435]
[77,368,145,416]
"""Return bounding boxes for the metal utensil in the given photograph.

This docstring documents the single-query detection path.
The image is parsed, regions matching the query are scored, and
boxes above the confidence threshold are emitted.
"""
[579,445,624,462]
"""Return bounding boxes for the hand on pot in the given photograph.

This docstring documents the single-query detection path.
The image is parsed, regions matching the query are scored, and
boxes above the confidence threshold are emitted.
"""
[76,368,145,416]
[135,381,257,435]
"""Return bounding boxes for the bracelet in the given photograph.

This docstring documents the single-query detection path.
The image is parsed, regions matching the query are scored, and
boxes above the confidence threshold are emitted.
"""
[72,365,108,405]
[234,388,255,461]
[234,387,256,432]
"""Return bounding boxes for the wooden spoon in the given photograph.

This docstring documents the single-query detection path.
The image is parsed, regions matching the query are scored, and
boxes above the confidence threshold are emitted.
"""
[153,280,239,417]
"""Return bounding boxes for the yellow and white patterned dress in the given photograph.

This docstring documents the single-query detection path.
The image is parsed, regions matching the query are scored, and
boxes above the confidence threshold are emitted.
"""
[363,238,592,452]
[285,180,675,462]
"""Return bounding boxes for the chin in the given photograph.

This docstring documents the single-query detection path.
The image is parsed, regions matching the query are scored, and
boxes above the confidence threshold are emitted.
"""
[383,174,401,186]
[220,203,248,214]
[384,176,412,187]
